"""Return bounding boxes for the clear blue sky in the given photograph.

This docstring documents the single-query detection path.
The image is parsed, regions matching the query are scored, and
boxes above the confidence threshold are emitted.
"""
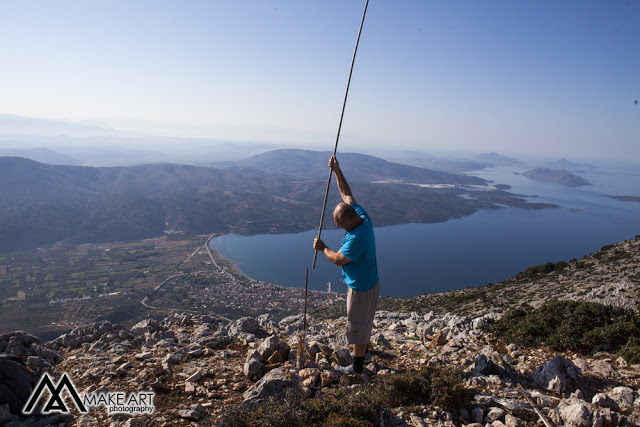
[0,0,638,160]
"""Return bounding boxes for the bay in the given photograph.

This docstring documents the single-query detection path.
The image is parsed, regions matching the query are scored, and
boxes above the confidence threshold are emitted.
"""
[210,166,640,298]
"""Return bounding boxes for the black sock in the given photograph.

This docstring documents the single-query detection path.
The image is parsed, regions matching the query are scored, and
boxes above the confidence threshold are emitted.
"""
[353,356,364,373]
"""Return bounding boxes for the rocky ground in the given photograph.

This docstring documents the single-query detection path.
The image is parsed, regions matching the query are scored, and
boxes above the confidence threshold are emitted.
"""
[1,307,640,426]
[1,237,640,426]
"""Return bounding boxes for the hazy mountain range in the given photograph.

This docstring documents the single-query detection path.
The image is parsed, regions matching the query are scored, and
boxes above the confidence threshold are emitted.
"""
[0,151,556,251]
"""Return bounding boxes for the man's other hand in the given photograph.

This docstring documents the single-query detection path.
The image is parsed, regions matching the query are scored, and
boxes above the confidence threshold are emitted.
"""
[329,155,340,171]
[313,237,326,252]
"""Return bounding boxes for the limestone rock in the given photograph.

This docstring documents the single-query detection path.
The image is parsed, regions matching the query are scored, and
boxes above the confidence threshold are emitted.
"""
[256,313,278,329]
[331,348,353,367]
[484,407,505,423]
[130,319,160,335]
[243,367,301,405]
[468,346,518,379]
[257,336,279,359]
[228,317,262,338]
[243,349,263,380]
[558,396,592,427]
[504,414,525,427]
[529,355,584,394]
[609,386,635,409]
[592,408,620,427]
[589,360,620,379]
[591,392,620,410]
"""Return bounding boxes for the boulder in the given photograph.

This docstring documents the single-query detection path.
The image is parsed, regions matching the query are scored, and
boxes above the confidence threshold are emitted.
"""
[591,393,620,411]
[504,414,526,427]
[484,407,505,423]
[243,367,302,405]
[162,313,194,326]
[371,332,392,349]
[0,353,38,414]
[608,386,634,409]
[589,360,620,379]
[162,353,181,370]
[591,408,620,427]
[228,317,262,338]
[529,355,584,394]
[130,319,160,335]
[558,397,592,427]
[278,315,310,335]
[331,348,353,367]
[244,349,264,380]
[257,336,279,359]
[2,331,60,370]
[468,346,518,379]
[256,314,278,329]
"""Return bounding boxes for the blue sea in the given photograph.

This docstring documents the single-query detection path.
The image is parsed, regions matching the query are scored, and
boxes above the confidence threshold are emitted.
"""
[210,166,640,298]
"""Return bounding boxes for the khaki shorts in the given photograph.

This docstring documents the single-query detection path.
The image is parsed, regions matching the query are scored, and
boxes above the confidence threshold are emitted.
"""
[346,281,380,345]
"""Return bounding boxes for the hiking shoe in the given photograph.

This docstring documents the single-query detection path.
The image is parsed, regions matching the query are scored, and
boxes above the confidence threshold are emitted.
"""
[333,364,358,376]
[350,351,373,363]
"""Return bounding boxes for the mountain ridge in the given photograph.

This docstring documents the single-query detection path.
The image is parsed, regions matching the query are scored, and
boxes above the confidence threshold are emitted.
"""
[0,154,553,252]
[233,149,488,185]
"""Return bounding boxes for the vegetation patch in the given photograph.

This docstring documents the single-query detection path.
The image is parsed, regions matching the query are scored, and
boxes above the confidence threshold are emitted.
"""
[216,367,469,426]
[486,299,640,361]
[521,260,568,278]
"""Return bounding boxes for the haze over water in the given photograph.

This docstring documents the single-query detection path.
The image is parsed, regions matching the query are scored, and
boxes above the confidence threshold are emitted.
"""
[210,166,640,298]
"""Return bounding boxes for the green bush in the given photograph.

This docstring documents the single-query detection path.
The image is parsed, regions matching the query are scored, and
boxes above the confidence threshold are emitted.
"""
[620,338,640,365]
[216,367,469,426]
[487,300,640,359]
[522,260,568,278]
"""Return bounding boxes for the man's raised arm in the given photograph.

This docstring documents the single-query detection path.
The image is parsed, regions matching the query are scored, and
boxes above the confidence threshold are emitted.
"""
[330,155,356,205]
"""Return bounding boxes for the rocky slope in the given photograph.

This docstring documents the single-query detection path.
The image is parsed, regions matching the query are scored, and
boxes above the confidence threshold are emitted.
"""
[1,237,640,426]
[1,307,640,426]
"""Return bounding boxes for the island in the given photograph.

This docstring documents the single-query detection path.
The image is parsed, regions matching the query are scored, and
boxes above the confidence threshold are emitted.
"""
[521,168,591,187]
[604,195,640,203]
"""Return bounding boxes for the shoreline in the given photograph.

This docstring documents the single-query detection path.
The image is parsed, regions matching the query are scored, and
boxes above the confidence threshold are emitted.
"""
[207,233,343,295]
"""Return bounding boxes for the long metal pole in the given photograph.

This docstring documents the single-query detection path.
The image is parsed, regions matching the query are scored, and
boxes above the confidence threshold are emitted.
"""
[313,0,370,269]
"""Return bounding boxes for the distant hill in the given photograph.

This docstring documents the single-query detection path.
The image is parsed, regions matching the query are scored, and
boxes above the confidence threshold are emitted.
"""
[548,158,579,169]
[522,168,591,187]
[0,114,120,138]
[0,156,554,251]
[475,152,524,166]
[548,158,596,169]
[233,149,487,185]
[358,150,491,173]
[0,147,78,165]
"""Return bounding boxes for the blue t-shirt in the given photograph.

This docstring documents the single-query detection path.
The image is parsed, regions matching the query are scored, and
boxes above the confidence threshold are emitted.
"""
[339,203,379,292]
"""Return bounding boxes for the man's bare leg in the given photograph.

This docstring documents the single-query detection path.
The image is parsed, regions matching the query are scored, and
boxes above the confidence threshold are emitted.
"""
[353,344,367,358]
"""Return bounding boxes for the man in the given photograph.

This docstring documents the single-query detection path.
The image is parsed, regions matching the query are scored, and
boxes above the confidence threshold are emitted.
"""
[313,155,379,374]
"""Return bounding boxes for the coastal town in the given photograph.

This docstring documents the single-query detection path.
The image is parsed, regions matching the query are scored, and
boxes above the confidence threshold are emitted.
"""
[143,234,344,319]
[0,234,344,340]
